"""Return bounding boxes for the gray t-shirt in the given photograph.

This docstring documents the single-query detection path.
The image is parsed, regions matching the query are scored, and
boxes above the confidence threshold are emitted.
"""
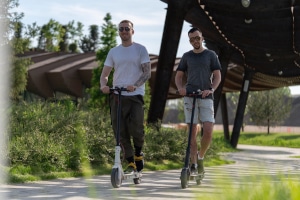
[176,49,221,95]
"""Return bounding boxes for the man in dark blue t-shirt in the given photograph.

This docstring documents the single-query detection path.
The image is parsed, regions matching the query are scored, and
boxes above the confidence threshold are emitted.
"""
[175,27,222,176]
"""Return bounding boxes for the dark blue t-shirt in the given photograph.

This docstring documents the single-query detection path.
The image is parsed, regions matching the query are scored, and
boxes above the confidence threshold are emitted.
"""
[176,49,221,95]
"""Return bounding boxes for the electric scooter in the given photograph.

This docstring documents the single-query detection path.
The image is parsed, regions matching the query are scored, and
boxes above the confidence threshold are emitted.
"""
[109,87,142,188]
[180,89,205,189]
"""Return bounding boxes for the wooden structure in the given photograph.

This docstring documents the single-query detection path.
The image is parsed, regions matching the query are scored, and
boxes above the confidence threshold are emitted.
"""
[20,0,300,147]
[148,0,300,147]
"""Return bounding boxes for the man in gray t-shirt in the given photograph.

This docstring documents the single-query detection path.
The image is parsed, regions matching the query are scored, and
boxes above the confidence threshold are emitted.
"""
[175,27,221,176]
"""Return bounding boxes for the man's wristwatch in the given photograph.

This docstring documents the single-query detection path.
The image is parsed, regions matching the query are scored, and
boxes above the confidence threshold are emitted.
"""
[209,88,214,92]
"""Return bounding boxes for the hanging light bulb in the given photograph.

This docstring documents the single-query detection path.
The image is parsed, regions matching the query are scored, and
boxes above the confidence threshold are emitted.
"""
[241,0,251,8]
[244,18,252,24]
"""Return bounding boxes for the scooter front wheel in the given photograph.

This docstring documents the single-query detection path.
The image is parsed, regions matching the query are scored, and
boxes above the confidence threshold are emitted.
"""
[133,177,141,184]
[180,168,189,189]
[111,168,122,188]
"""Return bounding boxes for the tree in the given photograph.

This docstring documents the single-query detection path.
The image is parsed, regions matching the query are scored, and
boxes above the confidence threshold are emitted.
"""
[58,25,68,52]
[247,87,292,134]
[59,20,84,53]
[67,20,84,43]
[25,22,41,50]
[89,25,99,51]
[65,20,83,53]
[37,19,65,52]
[2,0,31,101]
[87,13,117,107]
[79,24,100,53]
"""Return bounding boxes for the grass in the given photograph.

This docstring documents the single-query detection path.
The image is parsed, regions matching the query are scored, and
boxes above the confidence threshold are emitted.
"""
[291,155,300,158]
[237,132,300,148]
[197,175,300,200]
[199,131,300,200]
[213,131,300,148]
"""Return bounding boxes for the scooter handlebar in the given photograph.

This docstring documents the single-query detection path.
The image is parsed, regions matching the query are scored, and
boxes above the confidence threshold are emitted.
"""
[109,87,128,93]
[176,89,203,97]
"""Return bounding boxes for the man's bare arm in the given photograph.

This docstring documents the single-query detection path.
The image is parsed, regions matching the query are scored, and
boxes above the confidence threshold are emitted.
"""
[100,66,113,94]
[211,69,221,90]
[134,62,151,87]
[100,66,112,88]
[175,71,186,96]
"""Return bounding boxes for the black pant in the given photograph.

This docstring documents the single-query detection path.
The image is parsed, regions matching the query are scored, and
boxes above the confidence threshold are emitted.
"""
[110,94,145,159]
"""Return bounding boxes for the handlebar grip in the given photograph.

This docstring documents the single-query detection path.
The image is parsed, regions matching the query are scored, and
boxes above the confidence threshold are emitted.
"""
[110,87,128,92]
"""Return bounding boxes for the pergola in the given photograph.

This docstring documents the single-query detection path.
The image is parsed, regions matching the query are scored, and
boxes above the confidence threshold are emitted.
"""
[148,0,300,147]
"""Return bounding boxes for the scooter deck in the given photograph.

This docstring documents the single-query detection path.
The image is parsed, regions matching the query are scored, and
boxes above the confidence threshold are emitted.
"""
[123,171,142,180]
[189,173,204,181]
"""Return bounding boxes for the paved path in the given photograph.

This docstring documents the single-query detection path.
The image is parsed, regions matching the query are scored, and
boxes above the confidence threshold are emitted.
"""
[1,145,300,200]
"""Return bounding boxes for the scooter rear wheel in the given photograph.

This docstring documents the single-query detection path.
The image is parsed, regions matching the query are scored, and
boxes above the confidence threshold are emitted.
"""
[111,168,122,188]
[196,178,201,185]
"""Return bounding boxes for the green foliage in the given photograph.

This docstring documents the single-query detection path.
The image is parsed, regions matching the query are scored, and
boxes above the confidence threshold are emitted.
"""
[2,0,24,39]
[7,100,233,183]
[144,125,235,162]
[8,2,31,101]
[37,19,66,51]
[79,25,100,52]
[10,53,31,101]
[68,43,77,53]
[66,20,84,44]
[8,101,113,174]
[25,22,40,49]
[87,13,117,108]
[200,175,300,200]
[144,126,187,161]
[143,82,152,119]
[237,132,300,148]
[247,88,292,133]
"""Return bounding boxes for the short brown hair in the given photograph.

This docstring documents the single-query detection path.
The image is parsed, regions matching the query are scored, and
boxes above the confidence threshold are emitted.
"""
[188,27,201,35]
[119,20,134,28]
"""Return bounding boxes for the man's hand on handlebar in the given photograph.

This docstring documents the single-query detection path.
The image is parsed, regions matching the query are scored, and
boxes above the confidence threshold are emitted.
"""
[202,89,213,98]
[177,88,214,98]
[100,86,110,94]
[101,86,136,94]
[177,88,186,96]
[126,85,137,92]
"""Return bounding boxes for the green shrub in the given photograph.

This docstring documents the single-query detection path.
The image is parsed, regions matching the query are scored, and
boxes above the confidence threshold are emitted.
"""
[7,100,229,183]
[144,125,187,161]
[8,101,115,174]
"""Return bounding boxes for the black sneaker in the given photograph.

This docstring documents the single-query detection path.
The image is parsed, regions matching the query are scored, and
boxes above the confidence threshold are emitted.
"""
[124,162,136,174]
[190,164,198,175]
[134,153,144,172]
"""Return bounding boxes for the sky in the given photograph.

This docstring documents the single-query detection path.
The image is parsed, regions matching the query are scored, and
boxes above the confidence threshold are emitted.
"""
[14,0,300,95]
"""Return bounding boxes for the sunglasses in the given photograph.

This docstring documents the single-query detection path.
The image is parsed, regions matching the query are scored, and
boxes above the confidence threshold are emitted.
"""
[189,36,201,42]
[119,27,131,32]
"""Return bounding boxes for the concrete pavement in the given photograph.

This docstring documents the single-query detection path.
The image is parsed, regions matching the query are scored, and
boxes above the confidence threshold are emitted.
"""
[1,145,300,200]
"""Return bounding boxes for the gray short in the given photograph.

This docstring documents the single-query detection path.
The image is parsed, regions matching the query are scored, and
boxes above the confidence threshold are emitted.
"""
[183,97,215,124]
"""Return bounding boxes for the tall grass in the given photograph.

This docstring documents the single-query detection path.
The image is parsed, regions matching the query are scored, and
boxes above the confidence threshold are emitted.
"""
[197,175,300,200]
